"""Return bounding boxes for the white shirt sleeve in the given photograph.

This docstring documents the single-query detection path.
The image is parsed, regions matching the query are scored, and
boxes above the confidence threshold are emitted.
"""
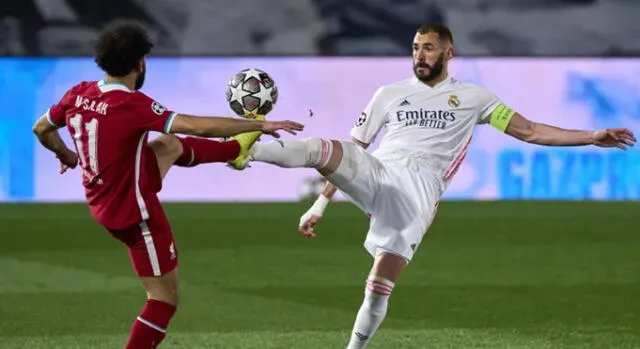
[475,86,503,125]
[349,87,389,144]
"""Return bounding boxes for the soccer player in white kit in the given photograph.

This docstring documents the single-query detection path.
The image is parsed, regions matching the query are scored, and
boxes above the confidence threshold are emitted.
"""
[229,23,636,348]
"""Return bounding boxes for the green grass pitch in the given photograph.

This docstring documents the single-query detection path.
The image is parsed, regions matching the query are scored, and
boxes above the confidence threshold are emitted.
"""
[0,201,639,348]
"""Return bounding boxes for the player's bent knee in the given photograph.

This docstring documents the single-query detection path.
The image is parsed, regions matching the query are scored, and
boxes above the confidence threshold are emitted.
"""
[317,139,343,176]
[149,135,183,160]
[297,137,341,171]
[141,270,180,306]
[146,284,179,306]
[319,140,363,186]
[149,135,184,177]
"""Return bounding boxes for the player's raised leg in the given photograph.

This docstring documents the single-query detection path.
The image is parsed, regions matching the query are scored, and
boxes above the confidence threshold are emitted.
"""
[149,134,241,177]
[240,138,388,218]
[346,252,407,348]
[150,114,266,177]
[232,137,345,174]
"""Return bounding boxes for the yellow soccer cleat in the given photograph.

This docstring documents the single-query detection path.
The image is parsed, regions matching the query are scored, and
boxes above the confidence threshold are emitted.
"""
[227,114,265,170]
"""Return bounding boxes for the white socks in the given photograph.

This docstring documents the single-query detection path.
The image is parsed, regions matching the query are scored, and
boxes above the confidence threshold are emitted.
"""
[250,138,333,168]
[346,276,395,349]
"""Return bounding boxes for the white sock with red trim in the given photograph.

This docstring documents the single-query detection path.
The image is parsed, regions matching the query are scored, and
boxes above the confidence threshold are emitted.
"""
[250,138,332,168]
[346,275,395,349]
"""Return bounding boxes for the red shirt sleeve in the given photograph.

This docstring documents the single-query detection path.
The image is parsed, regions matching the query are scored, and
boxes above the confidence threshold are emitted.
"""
[130,92,177,133]
[46,86,77,127]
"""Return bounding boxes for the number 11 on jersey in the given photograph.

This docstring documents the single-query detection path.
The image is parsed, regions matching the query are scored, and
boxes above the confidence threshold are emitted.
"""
[69,113,99,177]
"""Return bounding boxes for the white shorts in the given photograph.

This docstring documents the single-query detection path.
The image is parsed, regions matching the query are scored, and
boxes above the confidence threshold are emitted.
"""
[327,141,442,262]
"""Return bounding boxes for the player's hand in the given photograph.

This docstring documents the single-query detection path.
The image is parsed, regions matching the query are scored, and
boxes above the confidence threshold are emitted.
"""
[299,209,322,238]
[57,150,78,174]
[592,128,636,150]
[261,120,304,138]
[298,195,329,238]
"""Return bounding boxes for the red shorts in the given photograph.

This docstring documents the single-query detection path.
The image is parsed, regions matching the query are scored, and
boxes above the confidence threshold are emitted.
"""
[107,203,178,277]
[101,145,176,277]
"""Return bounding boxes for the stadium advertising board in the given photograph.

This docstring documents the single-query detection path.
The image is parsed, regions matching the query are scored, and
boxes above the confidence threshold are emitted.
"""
[1,58,639,202]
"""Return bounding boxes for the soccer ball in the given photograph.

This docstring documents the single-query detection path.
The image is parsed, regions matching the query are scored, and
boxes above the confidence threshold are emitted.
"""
[225,68,278,119]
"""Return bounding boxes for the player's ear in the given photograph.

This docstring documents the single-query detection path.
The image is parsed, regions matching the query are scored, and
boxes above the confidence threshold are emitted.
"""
[447,46,454,61]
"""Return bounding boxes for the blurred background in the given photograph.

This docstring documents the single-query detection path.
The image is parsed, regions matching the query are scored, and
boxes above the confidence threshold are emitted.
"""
[1,0,639,56]
[1,0,639,202]
[2,2,640,348]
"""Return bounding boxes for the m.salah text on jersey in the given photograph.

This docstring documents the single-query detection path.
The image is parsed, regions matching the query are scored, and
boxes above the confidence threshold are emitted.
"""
[76,96,109,115]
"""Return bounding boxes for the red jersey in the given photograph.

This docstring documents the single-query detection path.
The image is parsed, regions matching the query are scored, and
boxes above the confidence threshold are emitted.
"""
[46,80,177,230]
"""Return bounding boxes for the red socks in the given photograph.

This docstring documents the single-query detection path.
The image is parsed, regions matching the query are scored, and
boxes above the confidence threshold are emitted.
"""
[125,299,177,349]
[175,136,241,167]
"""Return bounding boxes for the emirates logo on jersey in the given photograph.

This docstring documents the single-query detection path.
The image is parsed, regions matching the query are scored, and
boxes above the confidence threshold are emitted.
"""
[151,101,167,115]
[396,109,456,130]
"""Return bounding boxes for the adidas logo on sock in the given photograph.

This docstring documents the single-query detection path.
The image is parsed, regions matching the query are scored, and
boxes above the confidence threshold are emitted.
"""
[355,332,369,341]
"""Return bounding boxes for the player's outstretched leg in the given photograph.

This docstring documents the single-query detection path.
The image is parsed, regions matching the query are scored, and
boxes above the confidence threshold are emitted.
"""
[149,134,242,176]
[150,115,265,172]
[174,136,241,167]
[236,137,345,176]
[346,252,407,349]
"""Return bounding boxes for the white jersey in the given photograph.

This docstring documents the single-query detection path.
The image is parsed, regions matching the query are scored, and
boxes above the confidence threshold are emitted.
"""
[350,76,506,190]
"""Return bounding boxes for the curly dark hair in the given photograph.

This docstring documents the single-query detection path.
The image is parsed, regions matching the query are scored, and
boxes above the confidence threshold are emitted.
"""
[94,20,154,77]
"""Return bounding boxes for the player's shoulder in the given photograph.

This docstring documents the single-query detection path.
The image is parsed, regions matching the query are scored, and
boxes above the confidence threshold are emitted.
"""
[378,77,417,93]
[448,78,497,104]
[130,89,152,102]
[370,77,418,104]
[72,80,101,94]
[130,90,170,115]
[63,81,97,96]
[57,81,99,105]
[449,78,494,95]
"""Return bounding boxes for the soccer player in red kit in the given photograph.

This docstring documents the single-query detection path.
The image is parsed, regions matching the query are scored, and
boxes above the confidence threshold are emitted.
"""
[31,20,304,348]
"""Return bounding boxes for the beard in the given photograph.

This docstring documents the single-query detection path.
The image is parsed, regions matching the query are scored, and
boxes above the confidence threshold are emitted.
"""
[134,68,146,90]
[413,53,445,83]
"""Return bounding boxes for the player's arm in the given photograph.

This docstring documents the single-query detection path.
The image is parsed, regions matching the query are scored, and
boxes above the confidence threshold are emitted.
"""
[490,105,636,148]
[32,115,68,153]
[132,94,303,138]
[32,109,77,169]
[478,87,635,149]
[168,113,302,138]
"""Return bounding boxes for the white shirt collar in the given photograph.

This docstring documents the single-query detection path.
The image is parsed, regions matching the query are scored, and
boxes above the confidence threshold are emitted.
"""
[411,75,454,89]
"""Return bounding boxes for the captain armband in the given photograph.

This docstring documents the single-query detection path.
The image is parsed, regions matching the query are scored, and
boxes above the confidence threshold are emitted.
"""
[489,104,516,132]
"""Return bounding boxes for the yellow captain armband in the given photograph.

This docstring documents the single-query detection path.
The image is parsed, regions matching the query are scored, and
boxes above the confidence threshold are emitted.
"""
[489,104,516,132]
